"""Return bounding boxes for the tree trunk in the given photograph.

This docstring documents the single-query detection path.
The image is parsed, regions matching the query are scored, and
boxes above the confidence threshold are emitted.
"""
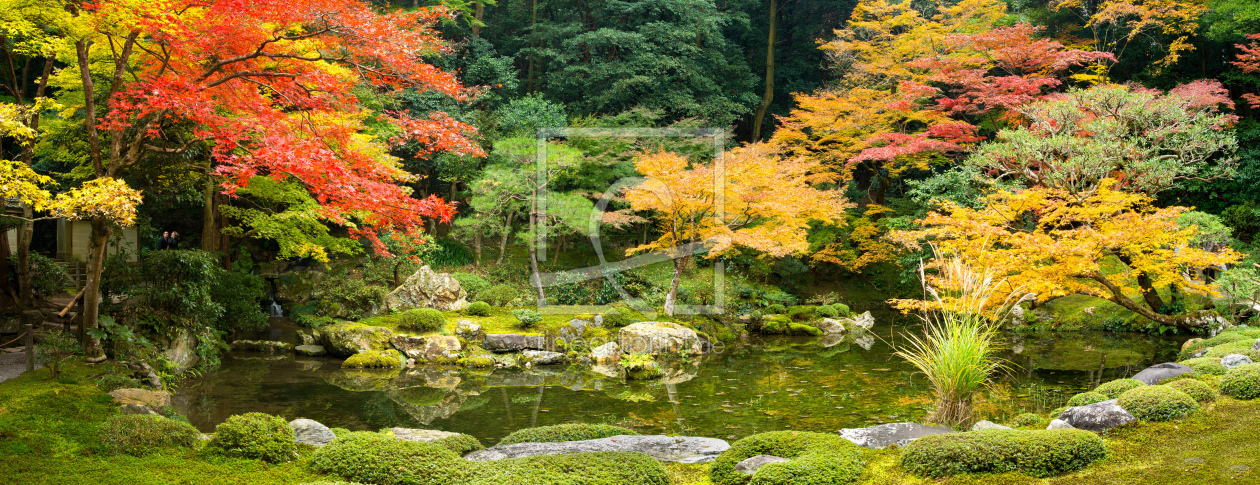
[1136,270,1166,313]
[474,231,483,268]
[663,257,683,316]
[16,205,33,304]
[1081,272,1216,330]
[528,196,546,306]
[82,216,113,362]
[526,0,538,93]
[201,172,219,252]
[0,229,11,306]
[497,210,513,264]
[751,0,777,142]
[473,0,484,37]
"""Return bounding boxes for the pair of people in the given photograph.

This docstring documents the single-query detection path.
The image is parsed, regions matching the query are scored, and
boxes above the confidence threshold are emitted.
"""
[159,231,182,250]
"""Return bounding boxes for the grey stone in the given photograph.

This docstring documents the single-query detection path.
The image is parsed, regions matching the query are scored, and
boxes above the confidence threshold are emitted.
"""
[420,336,461,363]
[1058,399,1135,433]
[0,317,20,334]
[298,332,316,346]
[289,418,335,447]
[618,322,703,356]
[391,335,427,359]
[970,420,1012,431]
[735,455,790,475]
[1131,362,1194,385]
[521,350,566,365]
[493,353,521,369]
[465,435,729,464]
[22,309,44,326]
[120,403,158,415]
[593,314,604,327]
[1222,354,1253,369]
[109,388,172,408]
[295,344,327,356]
[160,328,200,371]
[1046,419,1075,430]
[838,422,955,449]
[483,333,546,353]
[838,311,875,330]
[1253,339,1260,351]
[456,320,483,340]
[230,340,294,352]
[815,318,845,335]
[390,428,462,442]
[591,342,620,365]
[379,265,469,313]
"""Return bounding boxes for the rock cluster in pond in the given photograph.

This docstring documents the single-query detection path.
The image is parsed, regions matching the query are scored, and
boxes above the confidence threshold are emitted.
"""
[618,322,702,356]
[294,344,327,356]
[1130,362,1194,385]
[290,418,335,447]
[735,455,790,474]
[465,435,729,463]
[230,340,294,352]
[815,318,846,335]
[838,422,955,449]
[379,265,469,313]
[521,350,566,365]
[1055,399,1134,433]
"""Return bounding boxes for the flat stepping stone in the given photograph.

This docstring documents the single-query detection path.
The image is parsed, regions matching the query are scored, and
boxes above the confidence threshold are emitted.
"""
[838,422,954,449]
[464,435,729,463]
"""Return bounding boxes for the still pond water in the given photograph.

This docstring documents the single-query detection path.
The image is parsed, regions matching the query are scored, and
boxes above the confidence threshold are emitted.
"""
[175,318,1185,444]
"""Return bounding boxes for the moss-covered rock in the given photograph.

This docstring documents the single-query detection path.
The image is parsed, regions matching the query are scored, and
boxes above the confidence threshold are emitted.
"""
[1220,363,1260,400]
[432,433,485,455]
[95,414,201,456]
[341,349,405,368]
[1008,413,1045,429]
[759,315,823,336]
[310,431,469,485]
[204,412,297,463]
[620,352,663,380]
[1178,327,1260,359]
[1116,385,1199,421]
[465,451,670,485]
[1180,357,1227,375]
[710,431,865,485]
[899,429,1106,478]
[497,423,638,446]
[316,322,394,356]
[1067,391,1110,407]
[1094,378,1146,399]
[1165,378,1217,403]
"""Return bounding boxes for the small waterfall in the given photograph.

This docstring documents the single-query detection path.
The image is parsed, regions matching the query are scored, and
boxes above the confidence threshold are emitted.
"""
[265,277,284,317]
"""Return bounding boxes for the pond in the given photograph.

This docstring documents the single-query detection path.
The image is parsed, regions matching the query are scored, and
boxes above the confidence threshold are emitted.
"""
[175,318,1186,444]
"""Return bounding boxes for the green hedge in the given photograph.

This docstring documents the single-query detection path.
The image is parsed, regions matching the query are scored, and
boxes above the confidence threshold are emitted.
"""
[95,414,201,456]
[899,429,1107,478]
[432,433,485,454]
[710,431,865,485]
[467,301,492,317]
[204,412,296,463]
[1180,357,1227,375]
[310,431,469,485]
[1179,327,1260,359]
[1221,363,1260,400]
[1094,379,1145,399]
[1116,385,1199,421]
[497,423,637,446]
[1066,391,1109,407]
[1165,378,1218,403]
[465,451,669,485]
[400,308,446,332]
[1008,413,1045,429]
[480,285,519,307]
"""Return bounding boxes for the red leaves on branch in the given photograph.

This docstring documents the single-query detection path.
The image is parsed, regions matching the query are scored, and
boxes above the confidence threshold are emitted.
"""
[87,0,483,256]
[1234,34,1260,109]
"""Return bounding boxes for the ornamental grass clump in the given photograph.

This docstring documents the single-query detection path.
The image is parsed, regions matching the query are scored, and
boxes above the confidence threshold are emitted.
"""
[895,251,1017,429]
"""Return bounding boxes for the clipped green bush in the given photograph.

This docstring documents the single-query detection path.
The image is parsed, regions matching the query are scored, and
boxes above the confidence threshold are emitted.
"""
[760,315,823,336]
[900,429,1107,478]
[1165,378,1217,403]
[1116,385,1199,421]
[1179,327,1260,359]
[204,412,297,463]
[432,433,485,455]
[512,309,542,328]
[1094,378,1145,399]
[710,431,865,485]
[400,308,445,332]
[480,284,519,307]
[786,305,815,321]
[1008,413,1045,428]
[1203,341,1260,361]
[466,301,492,317]
[816,305,839,318]
[833,303,851,316]
[1220,363,1260,400]
[497,423,637,446]
[95,373,142,392]
[452,272,490,298]
[96,414,201,456]
[765,304,787,315]
[342,350,405,368]
[311,431,468,485]
[1180,357,1227,375]
[1067,391,1110,407]
[465,451,669,485]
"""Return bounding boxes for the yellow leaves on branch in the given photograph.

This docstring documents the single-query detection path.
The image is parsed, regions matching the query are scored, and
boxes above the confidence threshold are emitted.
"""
[46,178,143,227]
[888,180,1241,313]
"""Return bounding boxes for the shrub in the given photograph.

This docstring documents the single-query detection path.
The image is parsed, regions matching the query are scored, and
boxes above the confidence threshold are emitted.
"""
[620,352,662,380]
[1067,391,1109,407]
[900,429,1106,478]
[480,284,519,307]
[1009,412,1044,428]
[204,412,297,463]
[1181,357,1227,375]
[834,303,851,316]
[95,373,142,392]
[786,305,815,321]
[210,265,269,333]
[1094,379,1145,399]
[310,431,469,485]
[512,309,542,328]
[760,315,822,336]
[452,272,490,298]
[710,431,865,485]
[1178,327,1260,358]
[96,414,201,456]
[465,451,669,485]
[1116,385,1199,421]
[466,301,492,317]
[1165,378,1217,403]
[1203,340,1260,361]
[432,433,485,455]
[497,423,637,446]
[816,305,839,318]
[601,310,633,328]
[1220,363,1260,400]
[342,350,405,368]
[765,304,786,314]
[400,308,445,332]
[22,252,73,298]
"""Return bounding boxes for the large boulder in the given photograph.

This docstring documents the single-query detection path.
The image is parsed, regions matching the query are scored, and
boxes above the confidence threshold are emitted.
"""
[0,315,21,334]
[391,335,428,360]
[591,342,621,365]
[160,328,200,371]
[456,320,483,340]
[1131,362,1194,385]
[815,318,845,335]
[618,322,702,356]
[108,388,172,409]
[379,265,469,313]
[419,336,462,363]
[970,420,1012,431]
[315,322,394,357]
[1222,354,1253,369]
[294,345,327,357]
[1057,399,1135,433]
[290,418,335,447]
[843,311,875,330]
[484,333,546,353]
[837,422,954,449]
[465,435,729,464]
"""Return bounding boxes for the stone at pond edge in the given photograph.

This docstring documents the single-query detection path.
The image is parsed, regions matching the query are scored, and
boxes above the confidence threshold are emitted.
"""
[1130,362,1194,385]
[521,350,566,365]
[618,322,703,356]
[379,265,469,313]
[120,403,158,415]
[230,340,294,352]
[465,435,729,464]
[838,423,955,449]
[735,455,790,475]
[391,335,427,359]
[970,420,1012,431]
[1058,399,1135,433]
[483,333,547,353]
[1181,338,1203,352]
[389,428,462,442]
[1221,354,1253,369]
[420,336,462,363]
[456,320,483,340]
[591,342,620,365]
[160,328,200,372]
[109,388,172,408]
[315,322,394,357]
[815,318,845,335]
[1046,419,1075,430]
[294,344,327,356]
[289,418,335,447]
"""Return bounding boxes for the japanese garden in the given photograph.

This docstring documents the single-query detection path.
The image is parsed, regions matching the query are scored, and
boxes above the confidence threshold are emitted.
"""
[3,0,1260,484]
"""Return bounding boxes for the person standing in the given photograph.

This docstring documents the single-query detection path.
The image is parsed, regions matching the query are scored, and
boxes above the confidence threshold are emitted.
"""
[168,231,182,249]
[159,231,171,250]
